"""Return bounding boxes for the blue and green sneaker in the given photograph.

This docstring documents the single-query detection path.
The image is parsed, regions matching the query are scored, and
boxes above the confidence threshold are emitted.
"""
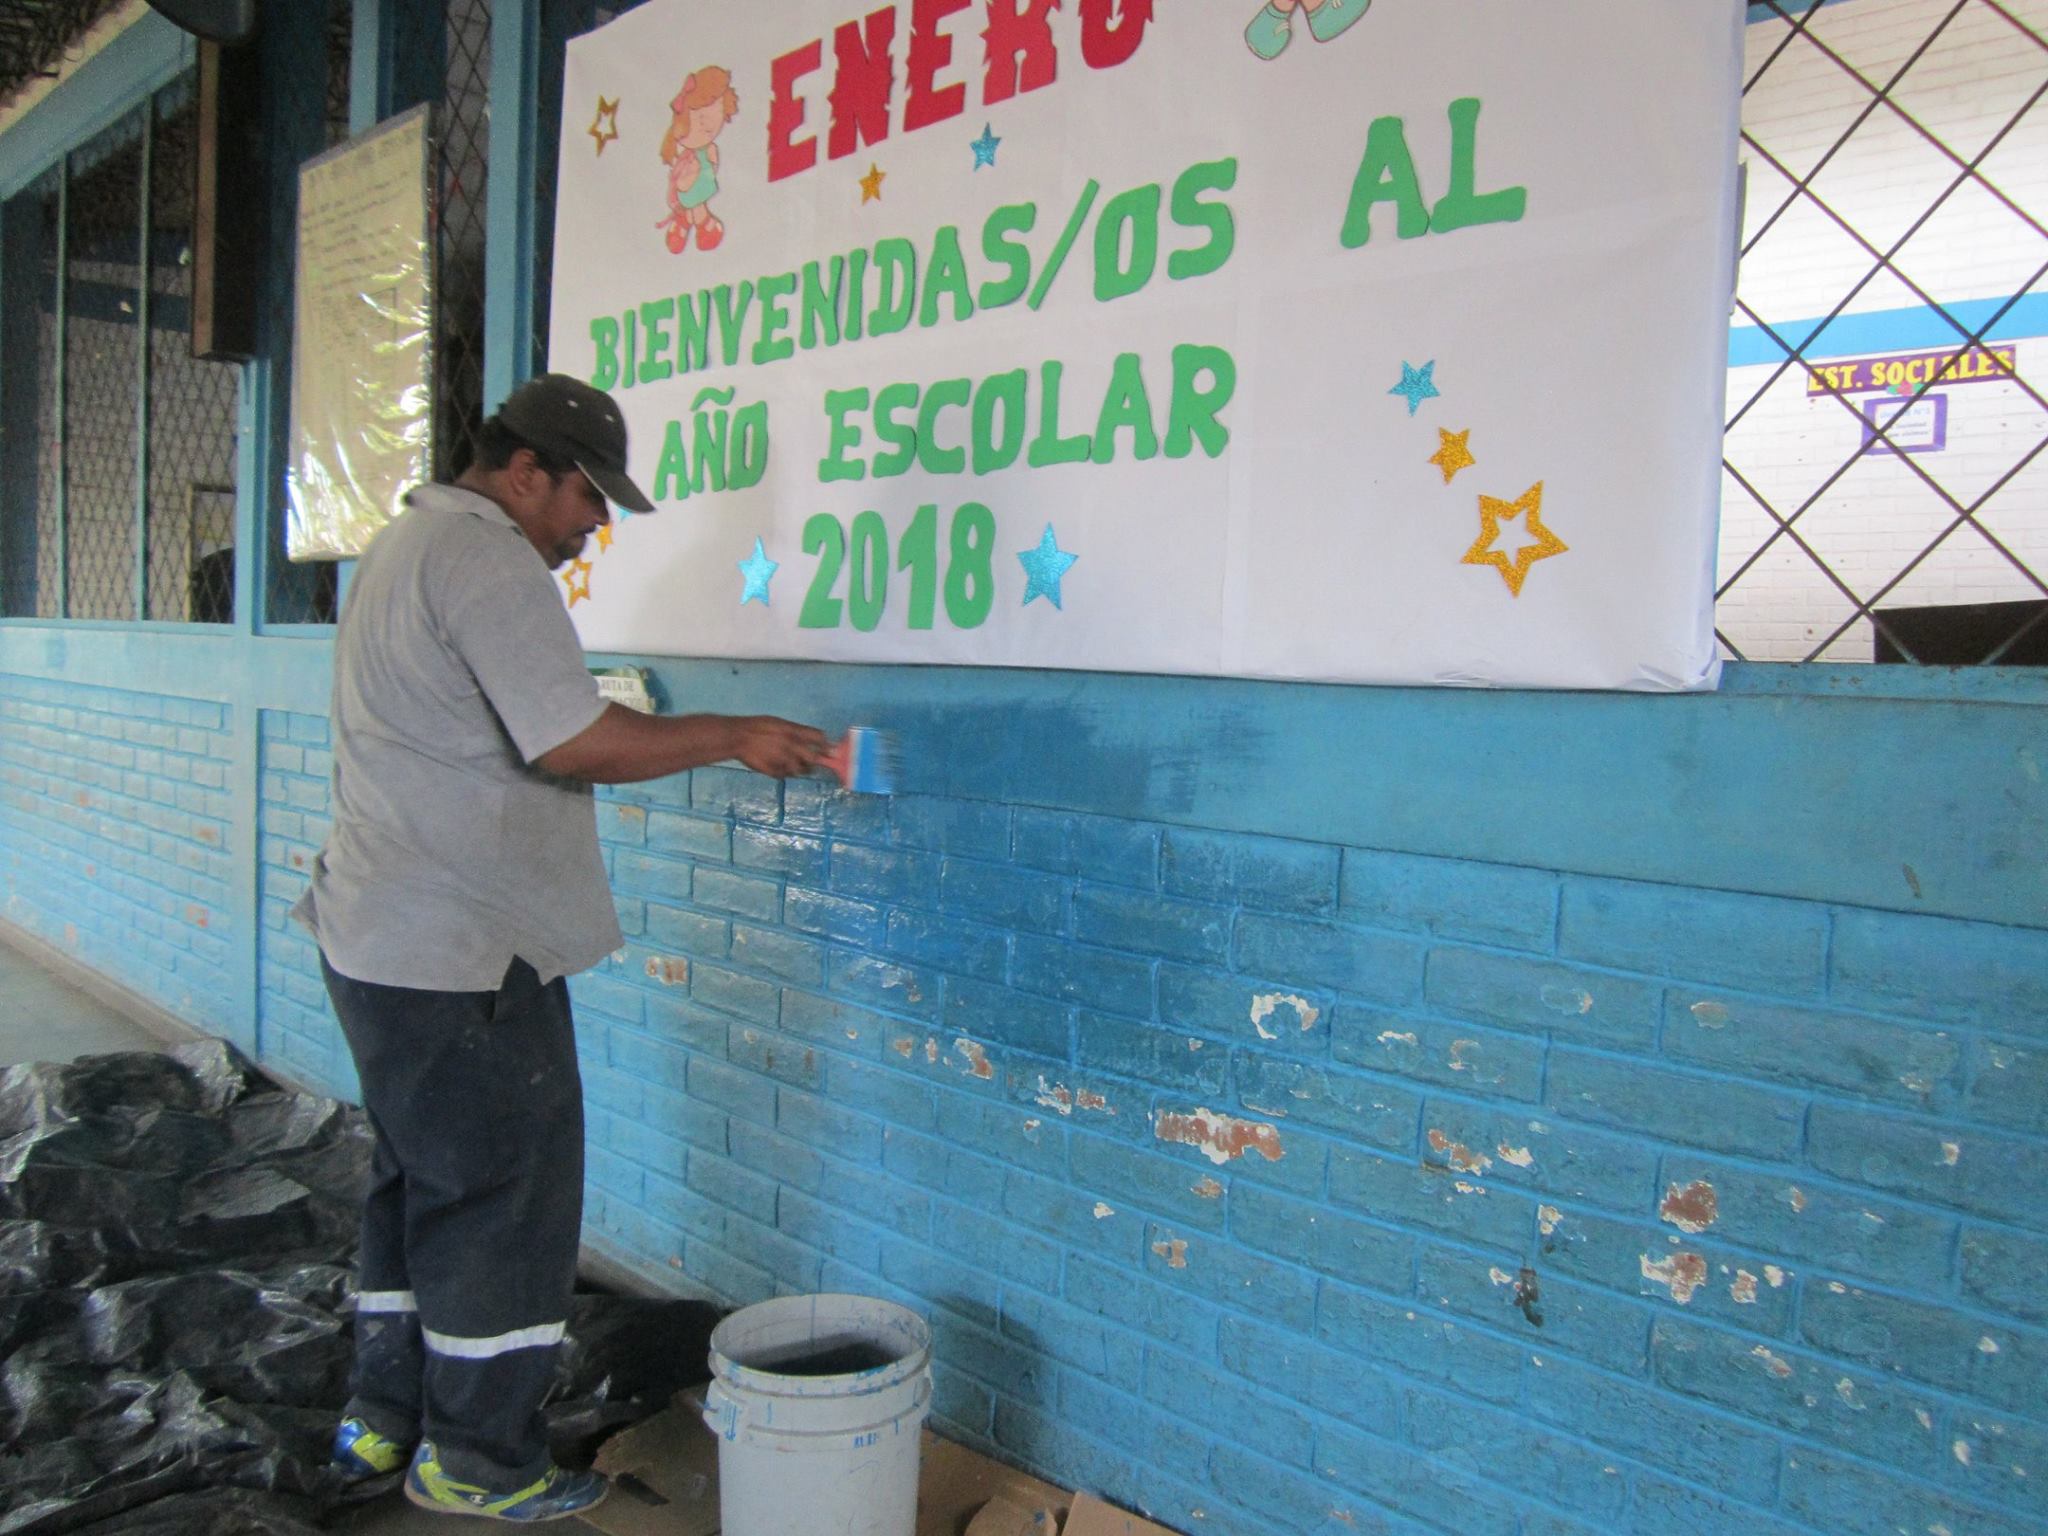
[331,1416,415,1479]
[404,1441,611,1522]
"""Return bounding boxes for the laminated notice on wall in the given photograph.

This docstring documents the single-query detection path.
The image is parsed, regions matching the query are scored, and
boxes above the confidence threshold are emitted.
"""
[286,105,435,560]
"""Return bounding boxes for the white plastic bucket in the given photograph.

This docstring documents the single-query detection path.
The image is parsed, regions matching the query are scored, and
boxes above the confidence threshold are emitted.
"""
[702,1293,933,1536]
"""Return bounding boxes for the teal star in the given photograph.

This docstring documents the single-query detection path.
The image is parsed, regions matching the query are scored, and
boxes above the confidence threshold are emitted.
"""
[737,538,778,606]
[970,123,1001,170]
[1017,524,1077,609]
[1390,360,1440,416]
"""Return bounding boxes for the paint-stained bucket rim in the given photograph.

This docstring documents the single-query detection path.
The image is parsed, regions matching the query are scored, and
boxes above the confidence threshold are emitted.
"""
[709,1293,932,1401]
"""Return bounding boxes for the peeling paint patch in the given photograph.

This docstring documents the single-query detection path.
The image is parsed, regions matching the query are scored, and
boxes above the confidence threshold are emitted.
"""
[1660,1180,1719,1234]
[1690,1000,1730,1028]
[1447,1039,1478,1072]
[1488,1267,1515,1287]
[926,1038,940,1063]
[1497,1143,1535,1169]
[1152,1238,1189,1270]
[1427,1129,1493,1174]
[1954,1440,1972,1466]
[1787,1186,1809,1213]
[1641,1251,1708,1304]
[1731,1270,1759,1305]
[1916,1409,1935,1431]
[1538,1204,1562,1237]
[1155,1107,1285,1165]
[1076,1089,1114,1115]
[1764,1265,1786,1289]
[1751,1345,1794,1379]
[1539,984,1595,1016]
[1035,1077,1075,1115]
[953,1039,995,1080]
[1093,1202,1115,1220]
[1377,1029,1419,1048]
[1941,1141,1960,1167]
[1835,1378,1862,1408]
[1021,1119,1042,1143]
[1977,1336,2000,1355]
[1192,1178,1224,1200]
[891,1037,915,1058]
[1250,992,1320,1036]
[643,955,691,986]
[1452,1180,1485,1195]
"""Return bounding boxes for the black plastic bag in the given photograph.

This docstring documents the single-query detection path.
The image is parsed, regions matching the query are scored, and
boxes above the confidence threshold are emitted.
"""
[1,1041,720,1536]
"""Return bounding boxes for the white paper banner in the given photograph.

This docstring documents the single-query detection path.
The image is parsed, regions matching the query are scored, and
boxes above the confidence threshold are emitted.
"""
[549,0,1741,690]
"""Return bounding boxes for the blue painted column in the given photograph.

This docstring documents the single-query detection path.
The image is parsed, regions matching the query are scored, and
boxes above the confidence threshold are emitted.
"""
[350,0,447,136]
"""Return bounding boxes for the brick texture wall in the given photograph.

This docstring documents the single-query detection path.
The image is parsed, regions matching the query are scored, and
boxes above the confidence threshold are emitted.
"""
[0,672,235,1030]
[257,707,348,1093]
[551,766,2044,1536]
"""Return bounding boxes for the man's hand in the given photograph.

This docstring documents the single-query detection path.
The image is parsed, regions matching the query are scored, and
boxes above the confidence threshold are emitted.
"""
[537,704,827,785]
[729,716,829,779]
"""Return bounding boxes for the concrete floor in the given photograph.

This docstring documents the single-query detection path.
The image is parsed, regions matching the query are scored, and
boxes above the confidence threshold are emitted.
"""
[0,929,536,1536]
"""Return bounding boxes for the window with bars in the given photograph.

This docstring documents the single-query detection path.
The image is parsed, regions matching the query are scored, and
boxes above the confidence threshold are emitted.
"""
[1728,0,2047,665]
[0,79,241,624]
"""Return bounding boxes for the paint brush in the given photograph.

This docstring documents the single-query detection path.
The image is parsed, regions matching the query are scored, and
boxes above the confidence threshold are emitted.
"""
[818,728,897,795]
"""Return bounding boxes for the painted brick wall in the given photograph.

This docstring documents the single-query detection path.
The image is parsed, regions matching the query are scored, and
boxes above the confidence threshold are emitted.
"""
[0,671,236,1031]
[555,768,2048,1536]
[255,707,350,1095]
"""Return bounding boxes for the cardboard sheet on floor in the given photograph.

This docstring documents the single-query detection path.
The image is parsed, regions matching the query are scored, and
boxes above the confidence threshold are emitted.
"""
[1063,1493,1180,1536]
[584,1395,1082,1536]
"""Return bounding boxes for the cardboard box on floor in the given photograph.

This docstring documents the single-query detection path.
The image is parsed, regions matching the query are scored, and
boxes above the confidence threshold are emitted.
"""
[585,1394,1175,1536]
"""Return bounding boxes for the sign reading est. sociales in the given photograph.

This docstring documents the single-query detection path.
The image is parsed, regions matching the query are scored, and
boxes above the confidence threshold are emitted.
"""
[549,1,1742,690]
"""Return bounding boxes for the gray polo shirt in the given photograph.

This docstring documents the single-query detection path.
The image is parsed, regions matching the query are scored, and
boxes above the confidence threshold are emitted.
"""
[292,482,622,990]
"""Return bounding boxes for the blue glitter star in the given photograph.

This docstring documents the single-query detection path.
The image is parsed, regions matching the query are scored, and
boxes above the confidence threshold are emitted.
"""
[970,123,1001,170]
[737,538,779,606]
[1017,524,1077,609]
[1389,360,1441,416]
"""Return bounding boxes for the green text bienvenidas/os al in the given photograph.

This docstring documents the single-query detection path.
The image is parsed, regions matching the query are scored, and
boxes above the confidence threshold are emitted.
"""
[586,158,1239,391]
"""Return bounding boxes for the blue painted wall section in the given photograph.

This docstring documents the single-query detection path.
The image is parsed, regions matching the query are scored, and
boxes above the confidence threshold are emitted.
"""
[0,3,2043,1534]
[0,673,235,1034]
[257,707,350,1094]
[543,764,2048,1536]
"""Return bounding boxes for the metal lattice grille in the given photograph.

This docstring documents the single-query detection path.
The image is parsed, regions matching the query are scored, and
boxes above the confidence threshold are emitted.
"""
[327,1,354,148]
[0,76,240,624]
[1727,0,2048,664]
[147,84,238,623]
[61,108,142,622]
[438,0,491,475]
[26,171,61,617]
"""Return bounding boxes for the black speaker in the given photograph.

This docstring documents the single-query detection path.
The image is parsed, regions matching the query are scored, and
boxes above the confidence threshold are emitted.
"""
[144,0,259,44]
[190,38,264,361]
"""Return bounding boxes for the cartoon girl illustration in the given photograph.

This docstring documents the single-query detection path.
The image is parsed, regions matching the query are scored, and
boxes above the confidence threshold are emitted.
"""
[1245,0,1371,60]
[658,66,737,253]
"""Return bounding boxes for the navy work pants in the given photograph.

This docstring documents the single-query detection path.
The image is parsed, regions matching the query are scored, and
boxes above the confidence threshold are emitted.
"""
[322,954,584,1485]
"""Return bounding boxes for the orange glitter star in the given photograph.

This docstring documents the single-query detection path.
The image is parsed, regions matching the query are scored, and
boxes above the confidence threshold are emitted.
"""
[1430,428,1476,486]
[1462,481,1568,597]
[562,558,594,607]
[588,97,619,156]
[595,524,615,553]
[859,163,886,204]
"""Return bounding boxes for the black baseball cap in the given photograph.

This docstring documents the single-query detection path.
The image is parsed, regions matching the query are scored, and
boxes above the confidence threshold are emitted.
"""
[495,373,656,514]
